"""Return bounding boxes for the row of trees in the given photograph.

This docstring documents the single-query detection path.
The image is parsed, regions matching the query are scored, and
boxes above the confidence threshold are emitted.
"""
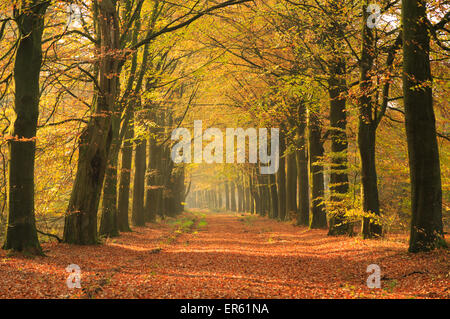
[0,0,447,255]
[0,0,250,253]
[184,0,448,252]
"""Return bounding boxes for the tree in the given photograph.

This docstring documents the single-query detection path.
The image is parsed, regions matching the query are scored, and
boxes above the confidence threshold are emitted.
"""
[308,109,327,229]
[277,136,287,220]
[296,101,309,226]
[63,0,120,244]
[230,181,237,212]
[117,115,133,232]
[286,148,297,221]
[63,0,253,244]
[2,0,49,254]
[132,110,146,227]
[358,2,382,238]
[402,0,445,252]
[327,58,352,236]
[225,180,230,211]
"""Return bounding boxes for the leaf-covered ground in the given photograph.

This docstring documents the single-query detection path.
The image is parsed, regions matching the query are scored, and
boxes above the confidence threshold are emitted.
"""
[0,211,448,299]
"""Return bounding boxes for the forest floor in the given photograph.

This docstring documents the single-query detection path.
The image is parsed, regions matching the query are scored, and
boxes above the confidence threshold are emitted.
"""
[0,210,448,299]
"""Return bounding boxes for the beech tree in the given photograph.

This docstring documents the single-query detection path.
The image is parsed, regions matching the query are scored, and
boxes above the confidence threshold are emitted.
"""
[402,0,446,252]
[2,0,49,254]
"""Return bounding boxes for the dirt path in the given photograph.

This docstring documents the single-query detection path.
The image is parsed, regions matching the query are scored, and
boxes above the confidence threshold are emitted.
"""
[0,211,448,298]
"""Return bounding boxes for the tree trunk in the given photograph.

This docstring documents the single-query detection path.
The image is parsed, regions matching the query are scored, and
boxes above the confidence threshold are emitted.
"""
[327,59,352,236]
[230,181,237,212]
[99,113,121,238]
[249,170,260,215]
[218,185,223,209]
[144,109,159,222]
[3,0,48,254]
[245,177,251,212]
[402,0,445,252]
[286,149,297,221]
[63,0,119,244]
[225,181,230,211]
[117,114,133,232]
[237,182,244,212]
[359,2,382,239]
[132,134,146,226]
[308,111,327,229]
[296,103,310,226]
[277,137,287,221]
[269,173,278,219]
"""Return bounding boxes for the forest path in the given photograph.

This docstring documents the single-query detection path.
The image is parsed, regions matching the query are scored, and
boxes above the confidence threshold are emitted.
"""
[0,211,448,298]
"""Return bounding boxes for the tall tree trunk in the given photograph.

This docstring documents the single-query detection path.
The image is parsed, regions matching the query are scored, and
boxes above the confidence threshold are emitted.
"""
[327,59,352,236]
[269,173,278,219]
[277,137,287,221]
[245,176,251,212]
[256,171,266,216]
[249,170,261,215]
[132,123,146,226]
[144,108,158,222]
[3,0,48,254]
[242,178,247,212]
[250,187,255,214]
[402,0,445,252]
[263,175,271,216]
[225,181,230,211]
[218,184,223,209]
[99,112,121,238]
[286,150,297,221]
[103,16,146,234]
[63,0,119,244]
[237,182,244,212]
[296,103,310,226]
[117,114,133,232]
[230,181,237,212]
[308,111,327,229]
[359,2,382,238]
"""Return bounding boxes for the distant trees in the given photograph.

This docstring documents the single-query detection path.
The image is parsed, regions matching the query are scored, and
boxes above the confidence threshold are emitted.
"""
[0,0,447,255]
[188,0,447,251]
[62,0,253,244]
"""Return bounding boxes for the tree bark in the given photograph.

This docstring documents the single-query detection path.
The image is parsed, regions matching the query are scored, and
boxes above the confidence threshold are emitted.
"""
[402,0,445,252]
[217,184,223,209]
[63,0,119,244]
[117,114,133,232]
[3,0,49,254]
[308,111,327,229]
[359,2,382,239]
[225,181,230,211]
[327,59,352,236]
[99,112,121,238]
[237,182,244,212]
[269,172,278,219]
[132,127,146,226]
[295,102,310,226]
[277,136,287,221]
[286,150,297,221]
[230,181,237,212]
[244,176,251,212]
[144,108,159,222]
